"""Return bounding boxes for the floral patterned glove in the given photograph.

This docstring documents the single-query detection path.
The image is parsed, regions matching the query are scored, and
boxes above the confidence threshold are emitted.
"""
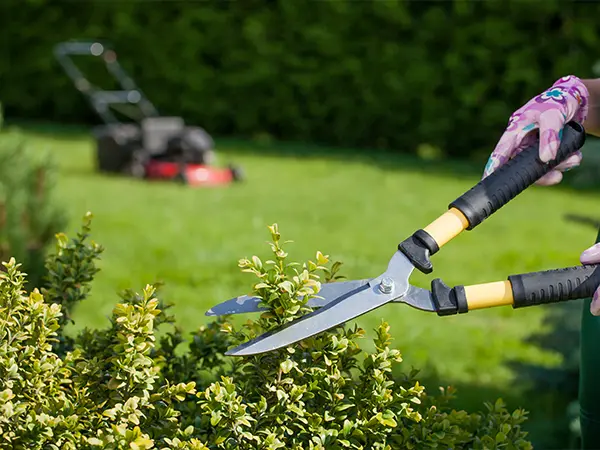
[483,75,600,315]
[482,75,589,185]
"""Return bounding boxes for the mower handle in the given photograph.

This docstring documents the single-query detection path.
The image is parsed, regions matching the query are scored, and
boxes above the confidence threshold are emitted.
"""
[53,40,159,123]
[54,41,108,57]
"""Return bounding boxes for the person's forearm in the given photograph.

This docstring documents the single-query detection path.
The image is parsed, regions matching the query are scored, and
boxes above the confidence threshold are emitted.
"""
[582,78,600,136]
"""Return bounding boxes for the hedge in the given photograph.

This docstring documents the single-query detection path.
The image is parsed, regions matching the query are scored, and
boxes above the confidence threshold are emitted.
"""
[2,1,600,157]
[0,214,533,449]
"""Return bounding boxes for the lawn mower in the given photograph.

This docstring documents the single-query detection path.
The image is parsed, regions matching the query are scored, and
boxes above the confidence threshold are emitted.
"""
[53,40,243,186]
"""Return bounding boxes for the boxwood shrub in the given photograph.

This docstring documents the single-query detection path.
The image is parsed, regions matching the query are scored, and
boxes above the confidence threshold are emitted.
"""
[0,213,532,449]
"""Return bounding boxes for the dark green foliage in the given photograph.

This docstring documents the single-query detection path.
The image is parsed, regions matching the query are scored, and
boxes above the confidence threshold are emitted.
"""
[508,300,582,449]
[0,121,67,289]
[507,210,600,449]
[2,1,600,157]
[0,214,533,448]
[562,137,600,190]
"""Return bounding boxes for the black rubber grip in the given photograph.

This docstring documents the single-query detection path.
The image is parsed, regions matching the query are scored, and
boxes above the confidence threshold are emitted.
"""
[431,278,469,315]
[450,121,586,230]
[398,229,439,274]
[509,264,600,309]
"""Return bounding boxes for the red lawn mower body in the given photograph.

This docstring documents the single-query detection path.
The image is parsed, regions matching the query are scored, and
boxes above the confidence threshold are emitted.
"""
[145,160,239,186]
[54,40,243,187]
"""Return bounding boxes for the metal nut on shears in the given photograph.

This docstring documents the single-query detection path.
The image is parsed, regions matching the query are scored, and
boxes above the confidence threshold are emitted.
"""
[379,277,394,294]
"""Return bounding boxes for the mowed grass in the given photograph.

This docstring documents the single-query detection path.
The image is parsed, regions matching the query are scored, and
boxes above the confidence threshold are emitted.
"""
[8,124,600,394]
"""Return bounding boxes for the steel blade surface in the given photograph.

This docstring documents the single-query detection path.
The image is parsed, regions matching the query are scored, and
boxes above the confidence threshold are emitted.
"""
[225,251,414,356]
[205,279,370,316]
[400,284,436,312]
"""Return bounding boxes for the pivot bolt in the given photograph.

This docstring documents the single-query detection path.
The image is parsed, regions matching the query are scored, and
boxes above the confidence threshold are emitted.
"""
[379,277,394,294]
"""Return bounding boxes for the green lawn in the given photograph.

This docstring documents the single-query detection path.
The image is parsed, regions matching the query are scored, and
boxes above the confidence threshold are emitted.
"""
[6,124,600,399]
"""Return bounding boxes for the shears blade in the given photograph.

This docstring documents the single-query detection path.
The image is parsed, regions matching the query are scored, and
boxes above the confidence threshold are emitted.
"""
[205,279,371,316]
[403,283,436,311]
[225,251,420,356]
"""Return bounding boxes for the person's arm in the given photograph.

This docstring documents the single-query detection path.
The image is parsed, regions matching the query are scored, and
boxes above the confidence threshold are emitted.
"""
[582,78,600,136]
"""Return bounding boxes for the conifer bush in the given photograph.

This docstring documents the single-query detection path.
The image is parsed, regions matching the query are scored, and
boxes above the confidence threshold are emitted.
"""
[0,213,533,449]
[0,116,67,289]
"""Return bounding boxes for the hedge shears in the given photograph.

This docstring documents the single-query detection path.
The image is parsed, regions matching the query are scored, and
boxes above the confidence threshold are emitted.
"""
[206,121,600,356]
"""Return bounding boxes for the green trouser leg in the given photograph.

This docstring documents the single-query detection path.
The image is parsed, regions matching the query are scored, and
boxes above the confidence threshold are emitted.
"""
[580,228,600,449]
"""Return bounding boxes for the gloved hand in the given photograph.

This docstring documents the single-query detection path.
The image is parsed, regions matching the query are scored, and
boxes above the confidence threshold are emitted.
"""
[482,75,600,315]
[581,245,600,315]
[482,75,589,185]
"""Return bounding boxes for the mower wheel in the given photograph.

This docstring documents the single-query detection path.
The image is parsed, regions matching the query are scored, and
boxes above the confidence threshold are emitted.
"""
[126,151,148,179]
[228,164,244,182]
[175,164,189,184]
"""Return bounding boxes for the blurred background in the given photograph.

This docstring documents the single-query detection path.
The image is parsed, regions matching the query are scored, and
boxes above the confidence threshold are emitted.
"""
[2,1,600,448]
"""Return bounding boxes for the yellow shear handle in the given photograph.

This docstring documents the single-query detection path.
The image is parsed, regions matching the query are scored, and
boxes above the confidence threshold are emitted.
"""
[463,281,514,310]
[423,207,470,249]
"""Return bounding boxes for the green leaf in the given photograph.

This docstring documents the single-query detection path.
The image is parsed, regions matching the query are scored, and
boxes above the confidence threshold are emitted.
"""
[107,378,124,390]
[252,256,263,270]
[336,403,355,413]
[342,419,353,435]
[279,280,294,294]
[211,411,222,426]
[280,359,296,374]
[316,251,329,266]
